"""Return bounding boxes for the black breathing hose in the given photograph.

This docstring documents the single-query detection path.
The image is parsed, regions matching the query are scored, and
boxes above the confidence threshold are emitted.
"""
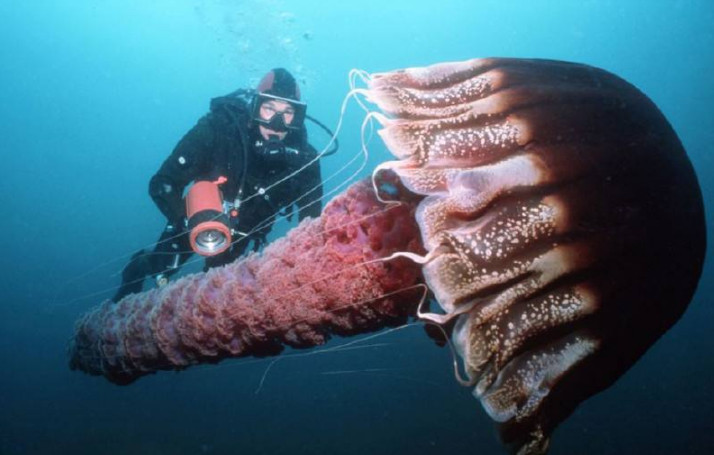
[306,114,339,157]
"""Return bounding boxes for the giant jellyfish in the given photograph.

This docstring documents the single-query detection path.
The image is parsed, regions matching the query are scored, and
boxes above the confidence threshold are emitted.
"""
[70,58,705,454]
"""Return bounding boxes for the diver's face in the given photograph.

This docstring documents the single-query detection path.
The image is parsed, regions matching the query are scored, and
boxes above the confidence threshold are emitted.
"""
[258,99,295,141]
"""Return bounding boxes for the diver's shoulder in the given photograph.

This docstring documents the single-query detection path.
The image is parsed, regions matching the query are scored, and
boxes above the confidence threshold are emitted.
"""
[210,88,254,115]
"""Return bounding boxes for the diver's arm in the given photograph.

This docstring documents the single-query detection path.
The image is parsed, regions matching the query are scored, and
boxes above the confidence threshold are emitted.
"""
[148,115,215,226]
[296,144,323,221]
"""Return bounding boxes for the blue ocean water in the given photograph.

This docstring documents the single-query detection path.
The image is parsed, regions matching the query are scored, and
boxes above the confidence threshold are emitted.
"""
[1,1,712,454]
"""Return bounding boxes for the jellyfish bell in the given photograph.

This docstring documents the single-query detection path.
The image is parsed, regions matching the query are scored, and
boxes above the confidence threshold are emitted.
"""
[367,58,706,453]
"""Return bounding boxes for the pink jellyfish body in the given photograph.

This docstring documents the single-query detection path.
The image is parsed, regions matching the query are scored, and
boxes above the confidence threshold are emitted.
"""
[70,58,705,454]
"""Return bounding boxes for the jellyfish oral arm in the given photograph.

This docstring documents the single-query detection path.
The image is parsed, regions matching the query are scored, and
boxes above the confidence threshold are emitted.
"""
[69,180,424,385]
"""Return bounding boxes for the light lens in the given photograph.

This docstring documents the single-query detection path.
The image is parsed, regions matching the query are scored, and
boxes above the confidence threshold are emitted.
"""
[195,229,227,254]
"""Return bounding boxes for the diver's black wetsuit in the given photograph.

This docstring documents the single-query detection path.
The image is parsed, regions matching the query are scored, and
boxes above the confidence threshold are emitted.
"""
[113,90,323,302]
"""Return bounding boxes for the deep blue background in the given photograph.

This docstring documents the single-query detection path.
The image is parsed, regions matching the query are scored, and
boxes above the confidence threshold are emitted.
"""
[1,1,712,454]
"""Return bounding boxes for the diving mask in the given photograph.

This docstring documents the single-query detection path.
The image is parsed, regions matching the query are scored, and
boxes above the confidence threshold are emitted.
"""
[251,93,306,132]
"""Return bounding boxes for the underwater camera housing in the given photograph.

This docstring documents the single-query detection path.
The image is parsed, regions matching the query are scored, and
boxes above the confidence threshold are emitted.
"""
[185,178,232,256]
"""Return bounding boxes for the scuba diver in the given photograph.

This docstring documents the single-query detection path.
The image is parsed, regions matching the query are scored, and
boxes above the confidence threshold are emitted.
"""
[112,68,336,303]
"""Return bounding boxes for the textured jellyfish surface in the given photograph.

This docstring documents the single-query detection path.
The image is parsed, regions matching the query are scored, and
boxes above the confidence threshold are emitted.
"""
[367,58,705,454]
[69,180,424,385]
[70,58,706,455]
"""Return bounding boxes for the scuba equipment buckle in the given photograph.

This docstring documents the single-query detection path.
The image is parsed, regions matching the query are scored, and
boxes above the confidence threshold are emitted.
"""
[155,273,169,288]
